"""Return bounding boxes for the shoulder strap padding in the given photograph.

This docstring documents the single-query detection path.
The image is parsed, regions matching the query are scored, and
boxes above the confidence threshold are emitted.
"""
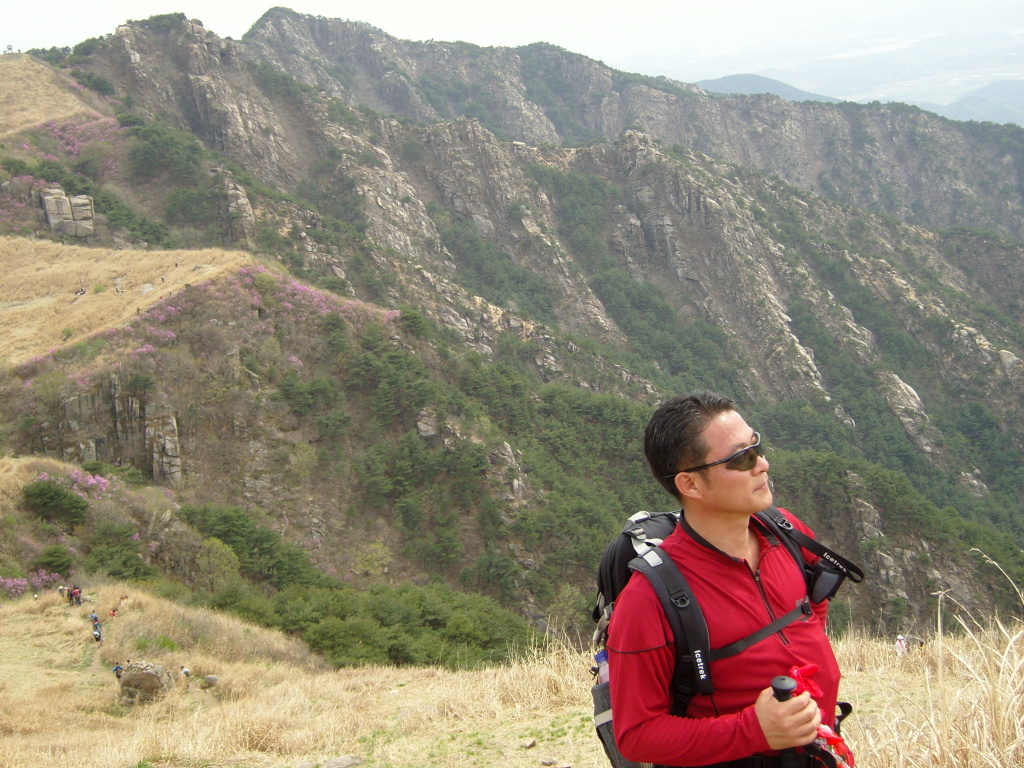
[629,546,713,712]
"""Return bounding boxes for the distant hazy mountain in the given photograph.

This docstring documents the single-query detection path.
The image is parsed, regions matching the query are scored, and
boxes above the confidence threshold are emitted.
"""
[698,73,1023,127]
[936,80,1024,126]
[696,74,841,104]
[755,29,1024,105]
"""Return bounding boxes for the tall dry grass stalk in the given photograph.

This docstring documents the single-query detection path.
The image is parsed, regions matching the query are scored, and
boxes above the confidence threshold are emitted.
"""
[1,581,1021,767]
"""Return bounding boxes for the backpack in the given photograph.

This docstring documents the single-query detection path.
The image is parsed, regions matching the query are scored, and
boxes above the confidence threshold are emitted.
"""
[590,506,863,768]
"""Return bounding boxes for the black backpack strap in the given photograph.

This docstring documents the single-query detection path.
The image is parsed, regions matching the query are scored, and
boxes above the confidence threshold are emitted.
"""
[753,509,811,579]
[757,508,864,582]
[711,599,813,660]
[629,546,714,712]
[755,509,865,602]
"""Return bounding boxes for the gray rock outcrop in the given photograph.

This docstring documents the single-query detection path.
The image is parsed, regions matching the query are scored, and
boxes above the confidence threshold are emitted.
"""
[223,174,256,249]
[40,187,94,237]
[118,661,174,703]
[57,374,182,484]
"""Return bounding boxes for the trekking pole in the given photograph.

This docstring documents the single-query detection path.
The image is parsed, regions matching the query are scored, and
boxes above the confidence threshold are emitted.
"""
[771,676,800,768]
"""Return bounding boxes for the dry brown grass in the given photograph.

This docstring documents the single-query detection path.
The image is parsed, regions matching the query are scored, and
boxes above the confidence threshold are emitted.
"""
[1,580,1021,768]
[0,236,253,365]
[0,55,97,138]
[836,601,1024,768]
[0,584,599,768]
[0,455,69,509]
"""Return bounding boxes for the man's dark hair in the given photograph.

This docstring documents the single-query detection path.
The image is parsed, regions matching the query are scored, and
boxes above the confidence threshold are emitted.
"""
[644,390,737,499]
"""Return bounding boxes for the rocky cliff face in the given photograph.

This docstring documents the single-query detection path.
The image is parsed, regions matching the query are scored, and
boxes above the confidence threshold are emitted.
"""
[235,11,1024,241]
[96,12,1024,241]
[55,375,182,485]
[17,9,1024,629]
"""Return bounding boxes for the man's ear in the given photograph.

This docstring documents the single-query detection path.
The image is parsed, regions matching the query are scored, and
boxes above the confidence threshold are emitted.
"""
[674,471,704,500]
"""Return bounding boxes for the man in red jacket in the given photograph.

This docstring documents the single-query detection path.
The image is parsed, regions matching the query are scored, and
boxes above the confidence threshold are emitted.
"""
[607,391,839,768]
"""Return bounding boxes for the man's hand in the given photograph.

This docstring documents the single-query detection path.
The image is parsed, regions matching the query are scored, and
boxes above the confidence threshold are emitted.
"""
[753,687,821,750]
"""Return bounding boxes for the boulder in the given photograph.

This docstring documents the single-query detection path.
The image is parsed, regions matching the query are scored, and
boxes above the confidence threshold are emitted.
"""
[199,674,219,690]
[118,661,175,703]
[40,186,94,237]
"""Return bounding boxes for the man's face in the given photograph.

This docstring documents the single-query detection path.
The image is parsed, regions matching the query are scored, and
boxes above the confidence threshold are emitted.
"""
[686,409,772,516]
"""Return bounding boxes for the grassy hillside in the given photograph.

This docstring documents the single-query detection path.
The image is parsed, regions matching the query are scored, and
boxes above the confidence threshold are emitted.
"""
[2,238,1021,643]
[0,583,588,768]
[0,55,97,139]
[0,582,1020,768]
[0,236,252,364]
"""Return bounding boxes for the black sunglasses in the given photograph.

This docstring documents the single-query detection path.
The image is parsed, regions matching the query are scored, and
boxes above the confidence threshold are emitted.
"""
[666,432,763,478]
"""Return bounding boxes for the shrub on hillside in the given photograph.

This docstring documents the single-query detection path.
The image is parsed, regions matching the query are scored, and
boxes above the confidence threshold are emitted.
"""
[70,38,105,58]
[115,110,146,128]
[128,121,203,184]
[83,521,156,580]
[1,571,64,598]
[81,460,146,487]
[135,12,187,33]
[22,479,89,527]
[274,581,536,669]
[35,546,74,578]
[165,187,224,225]
[180,503,327,589]
[26,46,71,65]
[70,70,115,96]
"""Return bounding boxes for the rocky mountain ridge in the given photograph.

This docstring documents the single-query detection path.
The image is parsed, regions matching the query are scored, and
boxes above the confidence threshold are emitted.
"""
[4,8,1024,634]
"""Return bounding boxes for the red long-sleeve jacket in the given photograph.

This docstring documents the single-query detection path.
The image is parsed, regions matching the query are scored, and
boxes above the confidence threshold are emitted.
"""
[606,508,839,767]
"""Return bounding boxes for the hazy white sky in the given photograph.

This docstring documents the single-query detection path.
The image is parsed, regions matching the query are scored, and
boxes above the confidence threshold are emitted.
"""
[4,0,1023,99]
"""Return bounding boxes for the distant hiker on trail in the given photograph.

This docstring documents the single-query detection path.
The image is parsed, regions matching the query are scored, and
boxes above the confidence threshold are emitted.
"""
[92,626,102,644]
[180,665,190,689]
[109,607,118,619]
[90,611,98,623]
[112,663,123,679]
[895,635,907,656]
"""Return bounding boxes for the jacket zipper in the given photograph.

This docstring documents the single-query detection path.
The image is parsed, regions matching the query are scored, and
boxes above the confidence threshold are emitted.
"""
[753,568,790,646]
